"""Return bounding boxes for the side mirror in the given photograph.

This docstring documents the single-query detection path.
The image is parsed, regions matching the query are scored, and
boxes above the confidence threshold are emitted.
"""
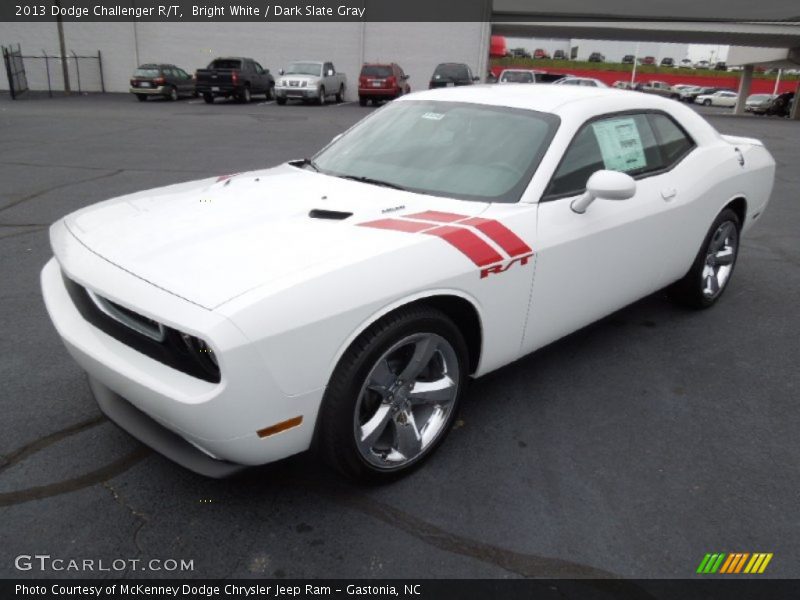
[403,74,410,80]
[264,68,270,74]
[331,133,343,144]
[571,170,636,214]
[278,68,285,76]
[327,69,334,77]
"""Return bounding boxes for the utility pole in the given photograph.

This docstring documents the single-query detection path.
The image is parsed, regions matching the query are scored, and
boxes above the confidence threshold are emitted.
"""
[630,42,640,87]
[54,0,71,94]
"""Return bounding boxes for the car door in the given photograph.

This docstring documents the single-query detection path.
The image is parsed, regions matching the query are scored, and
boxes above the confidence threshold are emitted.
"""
[523,111,692,352]
[253,61,270,92]
[175,68,193,94]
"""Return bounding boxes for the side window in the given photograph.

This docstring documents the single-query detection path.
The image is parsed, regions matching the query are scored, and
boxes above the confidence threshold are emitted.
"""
[176,68,188,79]
[254,62,264,74]
[325,62,334,75]
[649,113,694,166]
[545,114,661,199]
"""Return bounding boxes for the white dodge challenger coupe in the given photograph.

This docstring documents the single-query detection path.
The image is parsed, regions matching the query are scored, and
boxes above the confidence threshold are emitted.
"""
[42,86,775,481]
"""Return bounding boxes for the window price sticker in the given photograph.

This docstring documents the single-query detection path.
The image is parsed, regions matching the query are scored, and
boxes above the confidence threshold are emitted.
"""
[592,117,647,172]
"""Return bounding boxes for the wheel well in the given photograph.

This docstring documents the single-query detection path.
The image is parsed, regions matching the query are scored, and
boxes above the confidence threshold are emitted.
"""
[408,295,482,374]
[726,197,747,229]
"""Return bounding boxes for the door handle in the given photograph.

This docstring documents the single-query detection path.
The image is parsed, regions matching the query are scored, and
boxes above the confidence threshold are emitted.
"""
[661,188,677,201]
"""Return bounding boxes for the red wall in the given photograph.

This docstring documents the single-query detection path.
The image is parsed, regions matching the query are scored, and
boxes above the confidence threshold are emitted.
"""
[490,65,799,94]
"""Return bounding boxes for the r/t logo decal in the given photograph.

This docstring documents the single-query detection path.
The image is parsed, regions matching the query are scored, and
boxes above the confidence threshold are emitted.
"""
[480,254,534,279]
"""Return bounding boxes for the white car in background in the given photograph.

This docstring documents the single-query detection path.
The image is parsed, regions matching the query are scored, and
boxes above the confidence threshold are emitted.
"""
[497,69,539,84]
[696,90,738,107]
[41,86,775,481]
[553,76,608,88]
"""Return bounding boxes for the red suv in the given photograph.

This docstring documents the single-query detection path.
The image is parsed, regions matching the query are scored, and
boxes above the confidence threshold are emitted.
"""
[358,63,410,106]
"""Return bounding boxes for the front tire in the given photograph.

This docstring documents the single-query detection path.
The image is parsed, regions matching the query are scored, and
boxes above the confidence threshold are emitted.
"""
[668,208,741,308]
[318,86,326,105]
[318,306,468,482]
[703,99,712,106]
[276,96,287,105]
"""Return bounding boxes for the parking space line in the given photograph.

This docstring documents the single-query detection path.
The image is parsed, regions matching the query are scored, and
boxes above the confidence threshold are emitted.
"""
[258,101,275,105]
[336,101,354,107]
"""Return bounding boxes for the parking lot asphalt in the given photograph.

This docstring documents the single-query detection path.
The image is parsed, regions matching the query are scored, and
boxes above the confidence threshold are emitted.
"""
[0,92,798,580]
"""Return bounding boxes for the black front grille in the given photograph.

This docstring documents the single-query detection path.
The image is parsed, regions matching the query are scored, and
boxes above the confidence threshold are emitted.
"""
[62,273,221,383]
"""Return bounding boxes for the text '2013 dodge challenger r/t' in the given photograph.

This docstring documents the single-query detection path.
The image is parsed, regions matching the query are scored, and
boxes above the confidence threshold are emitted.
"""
[42,86,775,481]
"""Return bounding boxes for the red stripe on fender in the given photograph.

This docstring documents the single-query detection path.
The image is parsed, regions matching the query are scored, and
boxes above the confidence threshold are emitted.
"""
[459,217,532,257]
[424,226,503,267]
[404,211,468,223]
[358,218,433,233]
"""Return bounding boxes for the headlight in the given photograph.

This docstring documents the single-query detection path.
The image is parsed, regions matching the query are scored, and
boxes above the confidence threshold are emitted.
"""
[278,79,285,86]
[301,81,307,88]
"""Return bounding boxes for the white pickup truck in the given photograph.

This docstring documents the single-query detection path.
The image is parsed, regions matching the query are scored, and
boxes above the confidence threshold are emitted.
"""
[275,61,347,105]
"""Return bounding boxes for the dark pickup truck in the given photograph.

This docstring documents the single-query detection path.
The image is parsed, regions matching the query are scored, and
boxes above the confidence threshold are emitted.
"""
[195,57,275,104]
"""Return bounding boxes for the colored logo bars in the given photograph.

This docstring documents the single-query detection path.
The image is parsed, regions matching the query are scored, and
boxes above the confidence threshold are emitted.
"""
[696,552,773,574]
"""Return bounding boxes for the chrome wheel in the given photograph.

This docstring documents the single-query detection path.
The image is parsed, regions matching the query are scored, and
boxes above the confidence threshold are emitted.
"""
[701,221,738,299]
[354,333,459,470]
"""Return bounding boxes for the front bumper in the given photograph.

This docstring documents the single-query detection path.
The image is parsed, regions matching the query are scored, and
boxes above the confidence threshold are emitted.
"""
[129,86,168,96]
[40,222,324,474]
[275,85,319,99]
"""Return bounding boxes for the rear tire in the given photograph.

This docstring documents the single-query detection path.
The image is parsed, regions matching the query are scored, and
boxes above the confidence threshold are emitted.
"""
[239,86,252,103]
[168,86,178,101]
[668,208,741,309]
[335,85,344,103]
[703,99,712,106]
[317,305,468,482]
[359,96,367,107]
[135,94,147,102]
[203,93,214,104]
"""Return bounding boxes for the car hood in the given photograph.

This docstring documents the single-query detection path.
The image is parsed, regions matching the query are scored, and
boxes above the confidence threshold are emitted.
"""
[63,164,488,309]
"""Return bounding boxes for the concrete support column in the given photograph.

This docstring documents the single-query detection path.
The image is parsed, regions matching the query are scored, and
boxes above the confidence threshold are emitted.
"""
[791,82,800,120]
[734,64,753,115]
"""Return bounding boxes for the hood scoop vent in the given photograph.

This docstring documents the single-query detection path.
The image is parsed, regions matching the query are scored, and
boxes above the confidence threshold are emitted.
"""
[308,209,352,220]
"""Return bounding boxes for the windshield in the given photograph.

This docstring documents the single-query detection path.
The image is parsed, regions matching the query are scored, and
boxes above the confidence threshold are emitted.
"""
[500,71,534,83]
[286,62,322,76]
[311,100,558,203]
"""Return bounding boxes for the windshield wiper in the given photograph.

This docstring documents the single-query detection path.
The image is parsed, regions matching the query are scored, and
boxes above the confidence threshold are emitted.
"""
[337,174,407,191]
[295,158,320,172]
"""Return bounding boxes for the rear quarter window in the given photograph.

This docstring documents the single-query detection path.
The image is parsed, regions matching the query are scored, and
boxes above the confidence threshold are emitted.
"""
[134,68,159,78]
[649,113,695,165]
